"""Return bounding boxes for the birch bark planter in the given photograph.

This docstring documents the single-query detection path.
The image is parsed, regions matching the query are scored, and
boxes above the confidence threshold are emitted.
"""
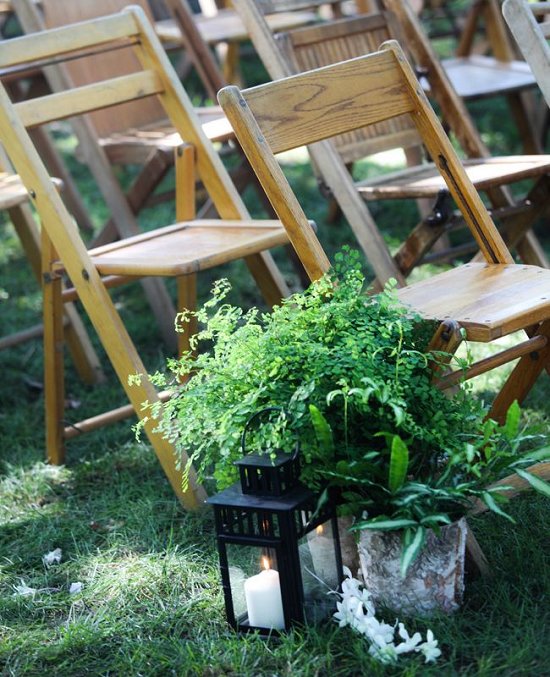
[357,518,468,615]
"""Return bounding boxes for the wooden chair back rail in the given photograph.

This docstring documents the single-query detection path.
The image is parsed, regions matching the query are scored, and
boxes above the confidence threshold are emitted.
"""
[2,7,250,221]
[14,71,163,129]
[244,50,415,155]
[277,13,422,162]
[222,42,513,269]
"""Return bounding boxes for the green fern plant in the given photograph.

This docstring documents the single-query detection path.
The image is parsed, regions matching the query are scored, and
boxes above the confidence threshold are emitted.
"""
[135,250,549,575]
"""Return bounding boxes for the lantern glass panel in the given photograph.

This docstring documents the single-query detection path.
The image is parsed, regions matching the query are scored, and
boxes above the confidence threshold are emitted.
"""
[299,519,340,623]
[225,543,284,631]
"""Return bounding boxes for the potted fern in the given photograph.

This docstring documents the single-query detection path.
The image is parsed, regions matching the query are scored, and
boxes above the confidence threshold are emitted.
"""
[140,250,550,614]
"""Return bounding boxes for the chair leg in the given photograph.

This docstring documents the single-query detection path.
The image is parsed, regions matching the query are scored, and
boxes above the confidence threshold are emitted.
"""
[394,215,450,278]
[42,231,65,465]
[465,524,492,577]
[489,320,550,423]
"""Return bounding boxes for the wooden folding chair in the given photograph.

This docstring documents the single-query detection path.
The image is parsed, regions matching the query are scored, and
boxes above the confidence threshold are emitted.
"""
[231,7,550,286]
[503,0,550,108]
[418,0,541,154]
[12,0,289,351]
[219,40,550,428]
[0,155,103,384]
[0,6,290,508]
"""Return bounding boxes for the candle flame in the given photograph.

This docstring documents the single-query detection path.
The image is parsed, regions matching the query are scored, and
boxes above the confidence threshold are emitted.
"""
[316,524,324,535]
[262,556,270,571]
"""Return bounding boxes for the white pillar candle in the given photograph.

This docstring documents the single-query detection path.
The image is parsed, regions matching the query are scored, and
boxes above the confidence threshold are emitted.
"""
[244,561,285,630]
[308,524,338,588]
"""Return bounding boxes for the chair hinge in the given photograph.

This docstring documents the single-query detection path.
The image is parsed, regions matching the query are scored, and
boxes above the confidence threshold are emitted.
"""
[424,188,452,227]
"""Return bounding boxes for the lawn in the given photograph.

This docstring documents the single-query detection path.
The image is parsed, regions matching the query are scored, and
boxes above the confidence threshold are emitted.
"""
[1,5,550,675]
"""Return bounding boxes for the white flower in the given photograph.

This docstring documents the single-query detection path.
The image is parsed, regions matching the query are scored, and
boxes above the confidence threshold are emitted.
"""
[69,582,83,594]
[417,629,442,663]
[395,623,423,654]
[332,571,441,665]
[362,615,395,647]
[42,548,62,566]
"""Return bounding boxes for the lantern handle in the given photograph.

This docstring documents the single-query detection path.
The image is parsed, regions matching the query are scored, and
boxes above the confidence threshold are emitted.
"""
[241,407,299,460]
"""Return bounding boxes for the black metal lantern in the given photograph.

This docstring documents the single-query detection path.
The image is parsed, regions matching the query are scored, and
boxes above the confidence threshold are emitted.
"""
[207,409,343,635]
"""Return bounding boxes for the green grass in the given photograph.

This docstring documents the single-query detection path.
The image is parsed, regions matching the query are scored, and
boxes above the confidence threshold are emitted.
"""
[1,11,550,673]
[0,445,549,676]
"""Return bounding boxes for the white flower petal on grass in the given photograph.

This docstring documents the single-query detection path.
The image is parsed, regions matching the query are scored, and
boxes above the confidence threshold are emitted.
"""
[42,548,62,566]
[417,629,442,663]
[13,579,37,597]
[69,582,83,594]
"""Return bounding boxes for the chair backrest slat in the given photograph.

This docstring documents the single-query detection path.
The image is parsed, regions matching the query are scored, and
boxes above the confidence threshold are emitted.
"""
[0,11,137,68]
[15,70,163,129]
[243,49,416,155]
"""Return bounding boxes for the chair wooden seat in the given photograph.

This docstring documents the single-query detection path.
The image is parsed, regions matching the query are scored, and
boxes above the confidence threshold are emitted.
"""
[397,263,550,341]
[422,55,538,100]
[357,156,550,199]
[155,8,317,45]
[84,220,288,276]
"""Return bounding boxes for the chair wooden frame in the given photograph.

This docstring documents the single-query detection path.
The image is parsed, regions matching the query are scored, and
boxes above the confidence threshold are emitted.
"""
[503,0,550,108]
[230,5,550,286]
[0,6,290,508]
[219,40,550,422]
